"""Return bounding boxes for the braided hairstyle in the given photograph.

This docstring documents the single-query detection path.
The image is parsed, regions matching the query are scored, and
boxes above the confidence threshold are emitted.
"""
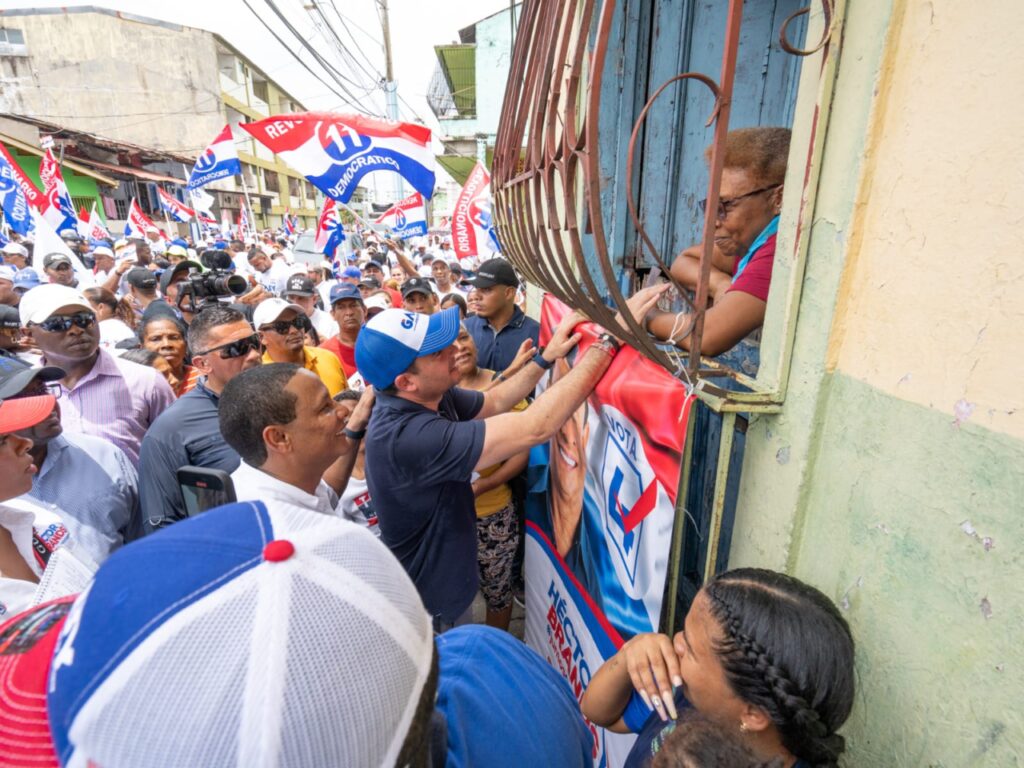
[703,568,855,768]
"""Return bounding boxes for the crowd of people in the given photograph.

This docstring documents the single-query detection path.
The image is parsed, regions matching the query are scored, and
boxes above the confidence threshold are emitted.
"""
[0,127,858,767]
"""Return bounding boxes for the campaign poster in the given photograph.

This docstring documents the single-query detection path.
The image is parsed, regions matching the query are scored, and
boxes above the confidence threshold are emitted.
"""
[524,295,694,768]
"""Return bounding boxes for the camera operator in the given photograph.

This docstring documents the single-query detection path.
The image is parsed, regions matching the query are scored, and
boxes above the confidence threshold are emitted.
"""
[141,260,201,326]
[146,250,249,327]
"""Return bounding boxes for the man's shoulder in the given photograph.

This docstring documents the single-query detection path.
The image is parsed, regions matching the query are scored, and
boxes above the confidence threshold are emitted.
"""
[464,314,487,331]
[306,345,343,369]
[145,386,217,437]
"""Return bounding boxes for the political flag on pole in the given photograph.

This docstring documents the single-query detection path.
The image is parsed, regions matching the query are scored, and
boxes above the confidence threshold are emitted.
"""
[188,125,242,189]
[283,209,295,235]
[39,149,78,235]
[238,204,250,239]
[31,208,94,287]
[451,161,501,260]
[374,192,427,239]
[240,113,436,204]
[314,198,345,265]
[85,202,111,240]
[124,198,156,239]
[0,145,35,236]
[157,188,195,223]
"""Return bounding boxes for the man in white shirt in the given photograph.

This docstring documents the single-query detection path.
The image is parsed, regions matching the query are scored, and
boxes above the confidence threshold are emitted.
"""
[247,248,291,296]
[218,363,372,516]
[282,274,338,341]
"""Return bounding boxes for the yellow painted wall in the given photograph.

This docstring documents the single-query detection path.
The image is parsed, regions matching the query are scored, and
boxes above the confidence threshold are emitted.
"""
[828,0,1024,440]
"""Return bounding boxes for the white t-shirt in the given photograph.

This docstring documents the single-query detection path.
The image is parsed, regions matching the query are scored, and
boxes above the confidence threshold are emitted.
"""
[98,317,137,350]
[0,500,97,620]
[338,474,380,538]
[309,307,339,341]
[260,258,293,296]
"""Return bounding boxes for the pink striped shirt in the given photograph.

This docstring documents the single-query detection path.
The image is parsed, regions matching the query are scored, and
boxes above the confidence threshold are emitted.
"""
[49,348,176,466]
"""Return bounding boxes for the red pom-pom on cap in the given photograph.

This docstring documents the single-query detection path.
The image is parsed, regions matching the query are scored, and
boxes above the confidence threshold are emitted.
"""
[263,539,295,562]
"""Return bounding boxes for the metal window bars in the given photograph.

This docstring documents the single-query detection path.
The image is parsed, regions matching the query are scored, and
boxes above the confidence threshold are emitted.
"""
[492,0,836,410]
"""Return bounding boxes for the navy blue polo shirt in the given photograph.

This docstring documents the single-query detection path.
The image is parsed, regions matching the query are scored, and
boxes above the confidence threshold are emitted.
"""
[365,387,485,624]
[138,379,240,534]
[464,307,540,372]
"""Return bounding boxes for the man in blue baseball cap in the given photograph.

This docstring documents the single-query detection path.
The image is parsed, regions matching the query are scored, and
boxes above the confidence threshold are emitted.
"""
[355,285,667,632]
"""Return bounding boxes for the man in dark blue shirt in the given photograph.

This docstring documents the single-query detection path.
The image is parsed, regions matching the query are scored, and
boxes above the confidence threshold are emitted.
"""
[138,305,262,532]
[355,292,666,631]
[463,258,540,372]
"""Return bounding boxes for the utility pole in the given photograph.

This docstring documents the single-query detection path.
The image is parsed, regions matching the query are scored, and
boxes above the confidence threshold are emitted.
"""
[379,0,404,205]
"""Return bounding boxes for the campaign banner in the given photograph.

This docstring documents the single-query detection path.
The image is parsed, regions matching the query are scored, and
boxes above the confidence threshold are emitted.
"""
[525,294,694,767]
[188,125,241,190]
[240,113,435,203]
[451,161,500,260]
[0,145,36,236]
[374,192,427,239]
[123,198,156,239]
[39,149,78,234]
[314,198,345,259]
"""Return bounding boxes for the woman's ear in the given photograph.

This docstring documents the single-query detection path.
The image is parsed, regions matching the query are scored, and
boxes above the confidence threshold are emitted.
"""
[739,702,773,733]
[772,185,784,215]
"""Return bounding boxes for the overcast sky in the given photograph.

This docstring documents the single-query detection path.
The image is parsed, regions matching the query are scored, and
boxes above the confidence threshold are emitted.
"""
[4,0,511,128]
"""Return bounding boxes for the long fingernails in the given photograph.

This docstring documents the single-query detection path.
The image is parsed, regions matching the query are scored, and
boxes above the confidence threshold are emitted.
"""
[662,691,678,720]
[650,694,667,721]
[672,675,683,688]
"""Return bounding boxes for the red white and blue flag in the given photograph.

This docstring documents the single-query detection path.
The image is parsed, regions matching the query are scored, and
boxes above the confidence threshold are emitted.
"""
[314,198,345,265]
[283,209,295,235]
[238,204,251,239]
[0,143,37,236]
[188,125,242,190]
[124,198,156,239]
[374,192,427,239]
[157,187,195,223]
[240,113,436,204]
[39,149,78,235]
[85,203,111,240]
[451,161,500,260]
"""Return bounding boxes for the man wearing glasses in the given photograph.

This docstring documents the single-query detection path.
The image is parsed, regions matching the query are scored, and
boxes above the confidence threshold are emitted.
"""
[646,127,790,357]
[139,305,263,533]
[255,298,347,397]
[2,357,141,560]
[19,284,175,466]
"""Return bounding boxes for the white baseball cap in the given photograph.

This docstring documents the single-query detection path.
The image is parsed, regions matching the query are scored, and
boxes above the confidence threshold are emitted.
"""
[252,297,306,329]
[355,306,461,389]
[364,293,391,313]
[90,245,114,259]
[46,500,435,767]
[2,242,28,258]
[19,284,92,325]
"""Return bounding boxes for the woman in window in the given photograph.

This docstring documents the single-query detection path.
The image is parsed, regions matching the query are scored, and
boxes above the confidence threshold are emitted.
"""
[646,127,790,357]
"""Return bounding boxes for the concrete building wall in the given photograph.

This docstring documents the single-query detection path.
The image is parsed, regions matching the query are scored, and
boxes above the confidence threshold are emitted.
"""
[732,1,1023,764]
[0,11,223,154]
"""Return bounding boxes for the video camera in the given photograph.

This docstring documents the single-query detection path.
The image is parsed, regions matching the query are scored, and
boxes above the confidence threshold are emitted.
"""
[175,249,248,314]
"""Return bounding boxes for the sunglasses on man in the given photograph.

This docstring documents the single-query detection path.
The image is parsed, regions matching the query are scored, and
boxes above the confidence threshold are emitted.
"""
[33,312,96,333]
[259,315,312,335]
[194,333,262,359]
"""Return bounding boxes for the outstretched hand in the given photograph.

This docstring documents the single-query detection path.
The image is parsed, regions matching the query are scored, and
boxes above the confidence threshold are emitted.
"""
[612,283,670,336]
[543,310,587,362]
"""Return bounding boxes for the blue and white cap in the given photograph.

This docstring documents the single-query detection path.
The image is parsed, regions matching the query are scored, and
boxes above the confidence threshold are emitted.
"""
[46,501,433,768]
[355,306,461,390]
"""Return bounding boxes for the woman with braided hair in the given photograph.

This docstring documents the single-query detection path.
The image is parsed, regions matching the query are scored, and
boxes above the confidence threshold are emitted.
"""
[580,568,855,768]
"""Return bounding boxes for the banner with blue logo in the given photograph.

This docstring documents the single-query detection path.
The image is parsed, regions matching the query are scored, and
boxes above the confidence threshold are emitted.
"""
[0,150,34,236]
[188,125,242,190]
[524,295,693,767]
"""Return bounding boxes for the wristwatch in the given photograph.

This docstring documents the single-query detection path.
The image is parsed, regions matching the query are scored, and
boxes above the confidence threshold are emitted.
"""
[594,333,622,356]
[531,346,555,370]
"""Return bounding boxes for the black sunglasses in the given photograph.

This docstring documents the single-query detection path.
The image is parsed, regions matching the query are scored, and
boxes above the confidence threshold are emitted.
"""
[10,381,62,400]
[698,184,781,221]
[33,312,96,333]
[259,315,311,335]
[195,333,262,359]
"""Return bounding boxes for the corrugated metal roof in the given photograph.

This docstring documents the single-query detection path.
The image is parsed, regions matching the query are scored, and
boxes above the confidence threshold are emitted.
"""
[435,44,476,118]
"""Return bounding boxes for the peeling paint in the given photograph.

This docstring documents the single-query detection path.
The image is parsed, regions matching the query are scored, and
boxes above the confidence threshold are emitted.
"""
[980,596,993,620]
[960,520,995,551]
[775,446,791,465]
[953,399,976,427]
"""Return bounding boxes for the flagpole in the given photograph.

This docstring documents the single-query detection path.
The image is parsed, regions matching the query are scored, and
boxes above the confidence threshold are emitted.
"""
[336,199,377,235]
[182,163,204,243]
[238,174,258,239]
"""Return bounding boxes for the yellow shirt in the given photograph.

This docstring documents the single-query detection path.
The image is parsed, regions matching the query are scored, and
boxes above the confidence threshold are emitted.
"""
[263,346,348,397]
[475,397,528,518]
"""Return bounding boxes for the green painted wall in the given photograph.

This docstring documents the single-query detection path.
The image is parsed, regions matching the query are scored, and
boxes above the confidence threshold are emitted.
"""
[789,373,1022,765]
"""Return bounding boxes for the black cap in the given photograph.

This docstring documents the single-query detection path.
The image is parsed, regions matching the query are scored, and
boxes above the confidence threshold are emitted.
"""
[125,268,158,290]
[0,305,20,330]
[0,356,65,399]
[401,277,433,298]
[464,258,518,288]
[358,276,382,290]
[283,274,315,297]
[159,260,201,294]
[362,260,384,272]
